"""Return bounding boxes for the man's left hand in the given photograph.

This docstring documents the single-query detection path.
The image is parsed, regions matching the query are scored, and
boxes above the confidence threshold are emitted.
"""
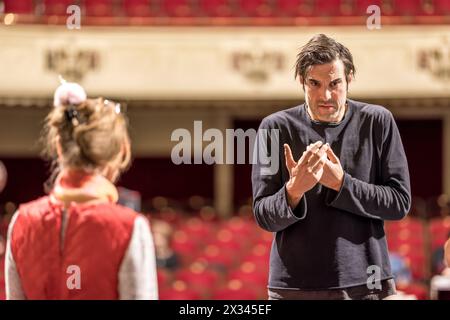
[320,145,344,192]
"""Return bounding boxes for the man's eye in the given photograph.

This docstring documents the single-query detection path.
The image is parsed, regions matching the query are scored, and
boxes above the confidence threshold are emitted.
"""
[330,81,340,88]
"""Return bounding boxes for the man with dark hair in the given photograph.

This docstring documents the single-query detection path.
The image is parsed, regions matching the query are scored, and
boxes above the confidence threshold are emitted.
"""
[252,34,411,300]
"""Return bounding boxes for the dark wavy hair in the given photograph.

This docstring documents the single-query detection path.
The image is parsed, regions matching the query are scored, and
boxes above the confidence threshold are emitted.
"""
[295,34,355,85]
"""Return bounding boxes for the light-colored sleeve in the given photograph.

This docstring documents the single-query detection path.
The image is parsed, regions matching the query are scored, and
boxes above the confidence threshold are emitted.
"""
[445,238,450,268]
[5,211,27,300]
[118,215,158,300]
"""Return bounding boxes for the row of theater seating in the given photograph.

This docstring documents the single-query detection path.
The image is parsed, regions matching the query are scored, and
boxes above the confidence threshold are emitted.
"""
[0,257,432,300]
[0,217,271,300]
[1,215,448,299]
[387,217,450,251]
[145,213,268,299]
[157,215,272,277]
[158,258,269,299]
[163,215,450,273]
[385,216,450,281]
[156,215,450,299]
[156,215,269,299]
[3,0,450,18]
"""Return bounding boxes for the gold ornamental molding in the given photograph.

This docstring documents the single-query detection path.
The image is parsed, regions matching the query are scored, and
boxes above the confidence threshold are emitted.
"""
[418,37,450,83]
[46,47,100,82]
[231,49,285,84]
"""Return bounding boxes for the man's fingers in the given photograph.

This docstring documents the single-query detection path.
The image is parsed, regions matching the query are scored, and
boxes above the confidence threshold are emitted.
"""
[297,141,322,166]
[296,141,320,165]
[326,147,339,164]
[284,144,297,170]
[296,151,305,165]
[309,155,326,175]
[308,141,323,154]
[306,144,329,170]
[304,142,327,166]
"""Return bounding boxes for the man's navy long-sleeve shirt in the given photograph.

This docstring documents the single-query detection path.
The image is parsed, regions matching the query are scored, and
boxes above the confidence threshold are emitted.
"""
[252,99,411,290]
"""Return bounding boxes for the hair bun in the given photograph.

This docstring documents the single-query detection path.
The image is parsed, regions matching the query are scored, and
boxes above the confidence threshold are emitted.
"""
[53,82,87,108]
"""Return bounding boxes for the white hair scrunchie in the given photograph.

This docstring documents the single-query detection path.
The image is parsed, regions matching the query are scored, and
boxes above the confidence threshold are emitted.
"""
[53,81,87,108]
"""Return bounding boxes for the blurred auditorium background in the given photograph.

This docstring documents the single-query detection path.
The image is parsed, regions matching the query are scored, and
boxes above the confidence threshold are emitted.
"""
[0,0,449,300]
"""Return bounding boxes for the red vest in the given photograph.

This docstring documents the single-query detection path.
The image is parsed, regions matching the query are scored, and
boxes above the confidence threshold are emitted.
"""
[11,196,137,299]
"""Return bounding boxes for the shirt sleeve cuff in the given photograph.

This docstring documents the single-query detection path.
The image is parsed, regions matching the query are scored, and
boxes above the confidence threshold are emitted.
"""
[325,171,349,207]
[283,185,307,220]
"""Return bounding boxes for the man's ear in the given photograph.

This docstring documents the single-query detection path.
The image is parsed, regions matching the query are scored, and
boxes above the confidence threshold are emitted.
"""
[346,71,354,91]
[347,71,354,84]
[299,76,305,91]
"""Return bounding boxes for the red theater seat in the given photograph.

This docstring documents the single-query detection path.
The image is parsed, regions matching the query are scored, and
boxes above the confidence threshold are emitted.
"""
[388,239,424,252]
[431,235,449,250]
[156,210,183,226]
[157,268,172,288]
[315,0,353,16]
[43,0,73,16]
[176,262,221,283]
[159,280,202,299]
[254,229,274,246]
[212,280,261,300]
[391,243,423,257]
[238,0,273,17]
[353,0,383,15]
[429,218,450,249]
[197,245,236,268]
[172,230,198,252]
[401,253,426,280]
[171,230,200,265]
[163,0,192,17]
[178,217,215,242]
[242,243,271,264]
[277,0,316,16]
[434,0,450,15]
[385,217,424,234]
[228,262,268,286]
[4,0,34,14]
[175,262,221,296]
[221,217,255,238]
[387,228,425,250]
[430,217,450,233]
[391,0,424,16]
[199,0,233,17]
[123,0,152,17]
[397,282,428,300]
[210,229,243,251]
[84,0,114,17]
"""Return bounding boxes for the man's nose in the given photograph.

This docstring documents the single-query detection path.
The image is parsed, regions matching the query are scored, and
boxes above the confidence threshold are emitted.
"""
[320,88,332,101]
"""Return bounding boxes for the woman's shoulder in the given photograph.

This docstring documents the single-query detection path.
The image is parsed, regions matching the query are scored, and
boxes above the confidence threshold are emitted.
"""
[86,202,142,226]
[17,196,53,217]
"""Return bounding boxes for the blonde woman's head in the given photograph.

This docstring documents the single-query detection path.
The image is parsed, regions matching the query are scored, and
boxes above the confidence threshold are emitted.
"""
[42,82,131,185]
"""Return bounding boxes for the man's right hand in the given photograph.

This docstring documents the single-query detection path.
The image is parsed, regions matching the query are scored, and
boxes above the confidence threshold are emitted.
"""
[284,141,329,209]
